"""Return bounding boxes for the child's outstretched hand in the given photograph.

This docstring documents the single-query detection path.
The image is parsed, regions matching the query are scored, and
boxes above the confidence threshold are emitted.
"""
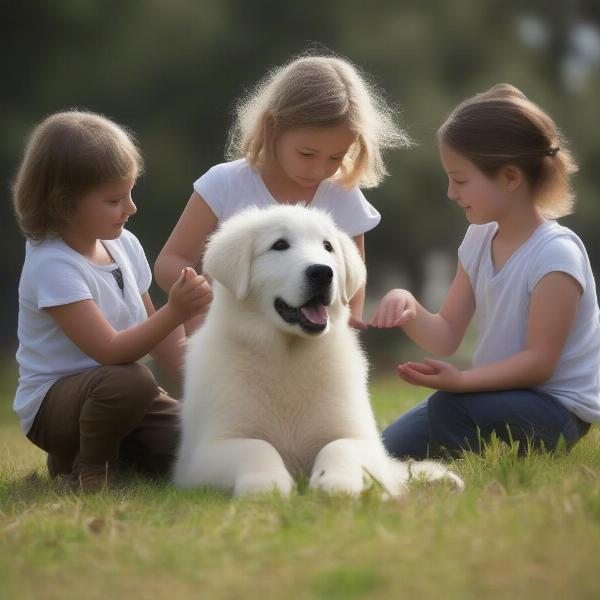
[368,289,417,329]
[168,267,213,322]
[397,359,466,392]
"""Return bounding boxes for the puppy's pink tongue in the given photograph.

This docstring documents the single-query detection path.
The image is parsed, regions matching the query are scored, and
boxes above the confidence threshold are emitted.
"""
[300,303,328,325]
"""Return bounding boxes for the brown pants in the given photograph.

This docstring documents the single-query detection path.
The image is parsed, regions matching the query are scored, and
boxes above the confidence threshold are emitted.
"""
[27,363,181,478]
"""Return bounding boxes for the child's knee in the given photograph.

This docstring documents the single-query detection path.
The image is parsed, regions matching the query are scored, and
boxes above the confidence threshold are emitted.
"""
[426,391,467,441]
[92,363,159,411]
[119,364,159,406]
[426,391,455,422]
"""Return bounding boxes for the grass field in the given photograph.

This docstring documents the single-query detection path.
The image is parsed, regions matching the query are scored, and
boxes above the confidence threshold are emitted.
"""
[2,374,600,600]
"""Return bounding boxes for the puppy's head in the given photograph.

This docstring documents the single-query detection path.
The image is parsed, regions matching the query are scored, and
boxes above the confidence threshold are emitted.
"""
[203,205,366,337]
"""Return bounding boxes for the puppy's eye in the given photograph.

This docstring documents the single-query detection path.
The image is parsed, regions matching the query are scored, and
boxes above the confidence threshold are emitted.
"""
[323,240,333,252]
[271,239,290,251]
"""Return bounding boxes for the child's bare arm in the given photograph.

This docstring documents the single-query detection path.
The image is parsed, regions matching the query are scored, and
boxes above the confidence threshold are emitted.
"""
[154,192,218,293]
[142,293,186,385]
[47,268,211,365]
[369,262,475,355]
[397,271,581,391]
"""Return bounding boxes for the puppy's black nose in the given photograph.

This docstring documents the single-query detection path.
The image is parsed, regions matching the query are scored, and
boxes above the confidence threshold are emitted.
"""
[306,264,333,288]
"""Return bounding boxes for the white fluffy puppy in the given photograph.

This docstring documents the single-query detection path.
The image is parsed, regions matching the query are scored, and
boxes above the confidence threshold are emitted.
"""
[174,205,463,497]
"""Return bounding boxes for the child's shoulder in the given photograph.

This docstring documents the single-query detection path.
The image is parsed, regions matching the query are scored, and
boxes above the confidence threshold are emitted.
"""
[524,221,593,292]
[459,222,497,248]
[203,158,253,179]
[24,236,76,268]
[194,158,256,197]
[527,220,581,251]
[543,220,582,243]
[21,238,87,290]
[315,180,381,236]
[532,221,588,262]
[316,178,368,206]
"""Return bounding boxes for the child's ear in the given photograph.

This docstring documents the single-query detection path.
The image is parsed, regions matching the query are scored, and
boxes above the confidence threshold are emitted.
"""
[501,165,524,192]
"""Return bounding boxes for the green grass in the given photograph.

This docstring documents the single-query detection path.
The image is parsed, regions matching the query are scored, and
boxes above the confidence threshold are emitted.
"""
[2,376,600,600]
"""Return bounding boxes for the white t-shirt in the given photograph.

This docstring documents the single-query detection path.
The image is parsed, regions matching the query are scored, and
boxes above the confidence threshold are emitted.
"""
[193,159,381,236]
[14,229,152,433]
[459,220,600,422]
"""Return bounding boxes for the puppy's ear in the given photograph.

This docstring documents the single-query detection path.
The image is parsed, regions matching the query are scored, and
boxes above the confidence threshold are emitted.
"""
[335,232,367,304]
[203,220,255,300]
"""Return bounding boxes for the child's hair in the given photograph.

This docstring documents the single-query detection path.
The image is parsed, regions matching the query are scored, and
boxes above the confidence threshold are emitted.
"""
[12,110,143,241]
[438,83,578,219]
[226,52,410,189]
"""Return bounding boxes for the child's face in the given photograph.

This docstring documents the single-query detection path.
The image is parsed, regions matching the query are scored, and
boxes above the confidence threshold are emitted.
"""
[274,124,357,188]
[439,141,511,225]
[68,176,137,241]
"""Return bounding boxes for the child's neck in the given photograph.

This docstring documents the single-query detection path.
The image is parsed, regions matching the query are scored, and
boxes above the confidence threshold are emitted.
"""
[495,203,545,244]
[492,203,546,270]
[61,231,113,265]
[260,162,320,204]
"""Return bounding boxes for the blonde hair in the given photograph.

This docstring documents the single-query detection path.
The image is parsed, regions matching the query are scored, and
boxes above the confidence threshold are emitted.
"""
[12,110,143,241]
[438,83,578,219]
[226,53,410,188]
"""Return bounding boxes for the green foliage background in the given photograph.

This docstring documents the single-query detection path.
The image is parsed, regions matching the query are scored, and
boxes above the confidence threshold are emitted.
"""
[2,0,600,370]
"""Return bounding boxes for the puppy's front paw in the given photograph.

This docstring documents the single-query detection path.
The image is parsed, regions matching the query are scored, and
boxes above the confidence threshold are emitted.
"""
[234,471,294,497]
[308,468,365,496]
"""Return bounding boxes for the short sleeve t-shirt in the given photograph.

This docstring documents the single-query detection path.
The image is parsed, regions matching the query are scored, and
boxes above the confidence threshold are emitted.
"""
[458,220,600,422]
[14,229,152,433]
[193,159,381,237]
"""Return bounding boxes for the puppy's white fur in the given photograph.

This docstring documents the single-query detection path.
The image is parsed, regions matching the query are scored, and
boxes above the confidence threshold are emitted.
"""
[174,206,463,497]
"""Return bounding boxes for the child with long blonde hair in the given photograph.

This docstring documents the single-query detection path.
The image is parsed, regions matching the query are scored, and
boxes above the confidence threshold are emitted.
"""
[155,52,409,329]
[371,84,598,458]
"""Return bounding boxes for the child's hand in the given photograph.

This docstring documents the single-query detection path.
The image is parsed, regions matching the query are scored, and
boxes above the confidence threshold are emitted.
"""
[168,267,213,322]
[396,359,465,392]
[368,289,417,328]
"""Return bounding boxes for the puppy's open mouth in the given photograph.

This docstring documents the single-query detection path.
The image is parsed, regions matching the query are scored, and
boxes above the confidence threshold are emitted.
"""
[274,295,329,333]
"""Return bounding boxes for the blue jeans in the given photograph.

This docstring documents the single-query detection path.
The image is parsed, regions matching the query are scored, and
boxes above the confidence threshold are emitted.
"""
[382,389,591,460]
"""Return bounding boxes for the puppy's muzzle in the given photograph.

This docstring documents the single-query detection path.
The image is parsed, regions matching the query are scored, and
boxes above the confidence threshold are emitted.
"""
[274,264,334,334]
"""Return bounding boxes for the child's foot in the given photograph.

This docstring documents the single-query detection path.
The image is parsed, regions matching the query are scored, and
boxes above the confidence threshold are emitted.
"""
[58,456,129,493]
[46,453,73,479]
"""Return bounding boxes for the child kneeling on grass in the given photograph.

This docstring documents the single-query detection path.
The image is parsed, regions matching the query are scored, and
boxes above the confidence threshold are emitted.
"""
[12,111,212,491]
[370,84,599,459]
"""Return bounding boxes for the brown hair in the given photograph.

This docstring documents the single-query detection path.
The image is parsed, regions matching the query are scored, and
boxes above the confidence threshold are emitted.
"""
[226,53,410,189]
[438,83,578,218]
[12,110,143,240]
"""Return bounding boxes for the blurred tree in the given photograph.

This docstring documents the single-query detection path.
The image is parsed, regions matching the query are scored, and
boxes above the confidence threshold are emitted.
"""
[2,0,599,368]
